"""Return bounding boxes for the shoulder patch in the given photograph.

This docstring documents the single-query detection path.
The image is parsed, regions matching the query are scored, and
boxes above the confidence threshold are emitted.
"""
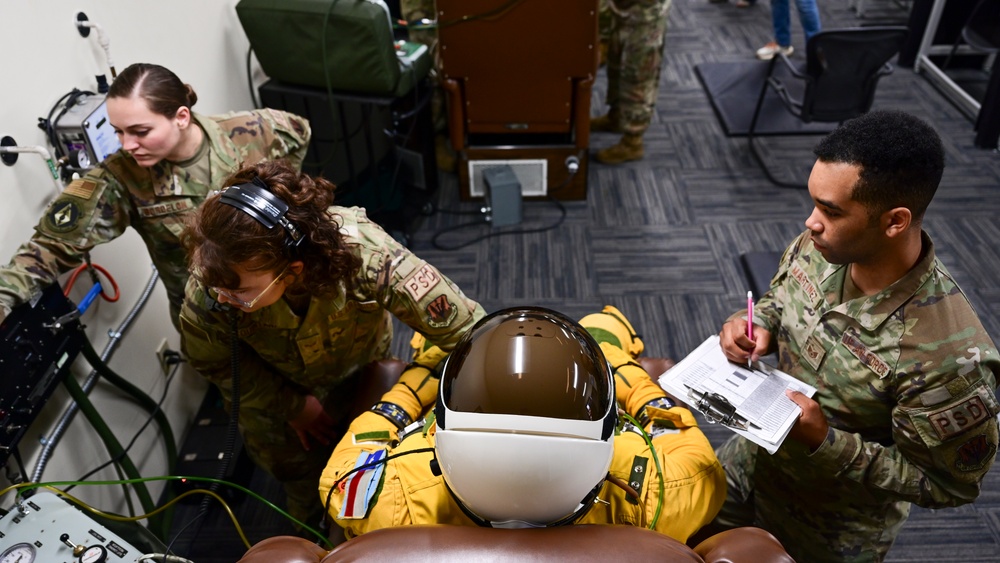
[45,200,82,233]
[955,434,996,472]
[426,294,457,328]
[63,178,98,200]
[928,395,992,441]
[403,263,441,302]
[339,449,387,520]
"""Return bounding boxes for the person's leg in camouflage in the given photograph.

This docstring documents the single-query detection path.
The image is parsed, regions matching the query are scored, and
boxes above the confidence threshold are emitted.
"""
[595,0,671,165]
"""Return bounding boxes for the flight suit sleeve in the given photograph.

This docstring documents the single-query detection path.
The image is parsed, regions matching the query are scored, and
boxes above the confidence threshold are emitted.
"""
[0,169,132,320]
[319,367,440,535]
[258,108,311,171]
[178,278,307,421]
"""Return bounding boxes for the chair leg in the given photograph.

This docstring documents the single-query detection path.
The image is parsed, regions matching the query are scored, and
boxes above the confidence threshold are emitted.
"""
[747,136,807,189]
[747,65,807,189]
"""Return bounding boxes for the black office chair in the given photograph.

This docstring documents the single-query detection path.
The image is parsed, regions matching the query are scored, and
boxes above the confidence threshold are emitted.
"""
[747,26,909,188]
[941,0,1000,72]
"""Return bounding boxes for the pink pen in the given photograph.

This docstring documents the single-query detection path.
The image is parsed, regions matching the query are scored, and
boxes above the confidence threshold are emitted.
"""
[746,291,754,368]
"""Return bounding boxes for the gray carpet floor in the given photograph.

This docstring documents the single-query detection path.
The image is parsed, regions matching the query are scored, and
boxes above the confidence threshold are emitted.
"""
[396,1,1000,561]
[173,0,1000,560]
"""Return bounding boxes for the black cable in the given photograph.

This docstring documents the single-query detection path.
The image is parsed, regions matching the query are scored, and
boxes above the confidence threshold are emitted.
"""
[246,46,261,109]
[178,311,242,558]
[321,447,435,529]
[67,358,182,488]
[430,194,568,251]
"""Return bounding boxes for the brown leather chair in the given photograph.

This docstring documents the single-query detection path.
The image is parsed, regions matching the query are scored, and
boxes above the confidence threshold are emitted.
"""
[237,525,793,563]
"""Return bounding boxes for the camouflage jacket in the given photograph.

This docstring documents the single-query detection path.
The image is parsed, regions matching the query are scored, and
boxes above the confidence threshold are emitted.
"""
[727,230,1000,559]
[0,109,310,321]
[179,206,486,422]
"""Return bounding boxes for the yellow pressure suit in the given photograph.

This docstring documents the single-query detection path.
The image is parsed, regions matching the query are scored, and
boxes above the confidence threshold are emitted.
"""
[319,306,725,543]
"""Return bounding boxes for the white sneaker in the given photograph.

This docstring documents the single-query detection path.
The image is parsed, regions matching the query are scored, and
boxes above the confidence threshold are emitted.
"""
[755,42,793,61]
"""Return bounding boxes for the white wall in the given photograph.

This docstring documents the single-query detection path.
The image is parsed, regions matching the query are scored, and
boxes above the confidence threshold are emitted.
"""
[0,0,262,516]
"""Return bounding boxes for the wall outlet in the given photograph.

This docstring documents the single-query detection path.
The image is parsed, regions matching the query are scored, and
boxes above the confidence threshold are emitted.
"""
[155,338,170,375]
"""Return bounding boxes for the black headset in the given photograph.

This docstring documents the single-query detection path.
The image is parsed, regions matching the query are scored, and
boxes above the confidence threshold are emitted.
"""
[218,176,304,250]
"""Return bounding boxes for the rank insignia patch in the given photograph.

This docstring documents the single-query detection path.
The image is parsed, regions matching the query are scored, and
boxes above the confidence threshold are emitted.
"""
[45,200,81,233]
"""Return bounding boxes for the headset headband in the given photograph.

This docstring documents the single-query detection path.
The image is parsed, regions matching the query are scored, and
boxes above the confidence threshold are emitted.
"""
[219,176,304,249]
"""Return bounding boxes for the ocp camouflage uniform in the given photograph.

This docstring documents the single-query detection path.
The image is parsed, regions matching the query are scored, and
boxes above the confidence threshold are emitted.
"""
[604,0,671,136]
[320,306,725,542]
[0,109,310,327]
[179,206,486,526]
[715,230,1000,562]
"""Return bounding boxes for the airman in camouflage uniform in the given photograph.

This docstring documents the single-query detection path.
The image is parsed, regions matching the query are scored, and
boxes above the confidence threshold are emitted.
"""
[592,0,672,164]
[0,109,310,328]
[713,111,1000,561]
[179,205,486,527]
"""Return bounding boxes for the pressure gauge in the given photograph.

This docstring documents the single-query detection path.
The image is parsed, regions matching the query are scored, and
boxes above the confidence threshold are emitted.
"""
[69,148,92,169]
[0,542,36,563]
[80,545,108,563]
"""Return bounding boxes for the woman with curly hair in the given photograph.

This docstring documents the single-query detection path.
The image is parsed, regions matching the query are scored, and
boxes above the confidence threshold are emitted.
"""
[178,160,485,530]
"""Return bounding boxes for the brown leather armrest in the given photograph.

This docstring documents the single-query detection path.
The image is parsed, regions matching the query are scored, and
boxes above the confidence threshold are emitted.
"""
[322,525,704,562]
[237,536,327,563]
[693,527,795,563]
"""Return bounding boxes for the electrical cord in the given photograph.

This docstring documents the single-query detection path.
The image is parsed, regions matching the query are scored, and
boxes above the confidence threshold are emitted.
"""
[0,476,332,549]
[38,88,96,160]
[66,356,182,488]
[178,311,244,555]
[245,46,261,110]
[619,410,665,530]
[427,161,578,250]
[430,194,568,251]
[64,262,120,302]
[322,447,435,530]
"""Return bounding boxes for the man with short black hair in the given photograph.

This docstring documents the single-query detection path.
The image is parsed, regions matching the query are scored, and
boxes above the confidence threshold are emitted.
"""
[713,110,1000,561]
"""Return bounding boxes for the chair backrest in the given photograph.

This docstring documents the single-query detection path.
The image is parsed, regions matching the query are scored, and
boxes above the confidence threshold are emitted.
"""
[800,27,909,123]
[964,0,1000,53]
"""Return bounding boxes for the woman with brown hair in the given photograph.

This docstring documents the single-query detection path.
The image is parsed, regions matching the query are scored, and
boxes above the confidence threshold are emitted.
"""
[179,159,485,530]
[0,62,311,326]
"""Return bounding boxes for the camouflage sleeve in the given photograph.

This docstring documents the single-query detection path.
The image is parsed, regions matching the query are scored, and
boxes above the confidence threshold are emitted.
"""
[257,108,311,171]
[728,231,808,339]
[0,169,132,318]
[352,212,486,360]
[811,344,1000,509]
[178,278,307,421]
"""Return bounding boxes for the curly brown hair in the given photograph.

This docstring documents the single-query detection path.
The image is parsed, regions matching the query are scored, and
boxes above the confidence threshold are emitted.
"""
[183,160,362,296]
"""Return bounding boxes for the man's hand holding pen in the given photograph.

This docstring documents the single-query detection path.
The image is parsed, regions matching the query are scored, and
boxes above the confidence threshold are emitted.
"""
[719,315,772,367]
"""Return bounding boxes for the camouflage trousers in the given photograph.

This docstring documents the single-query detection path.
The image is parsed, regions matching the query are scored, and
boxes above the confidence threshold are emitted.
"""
[713,435,904,562]
[603,0,671,135]
[236,361,401,530]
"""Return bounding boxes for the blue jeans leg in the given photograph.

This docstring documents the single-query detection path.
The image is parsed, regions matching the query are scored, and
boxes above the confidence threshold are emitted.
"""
[795,0,822,42]
[771,0,792,47]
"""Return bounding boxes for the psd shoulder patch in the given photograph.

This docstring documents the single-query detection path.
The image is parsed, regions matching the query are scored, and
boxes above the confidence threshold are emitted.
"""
[928,395,991,441]
[403,263,441,302]
[45,200,82,233]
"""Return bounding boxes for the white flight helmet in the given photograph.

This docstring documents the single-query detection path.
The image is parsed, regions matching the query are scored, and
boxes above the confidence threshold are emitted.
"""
[434,307,617,528]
